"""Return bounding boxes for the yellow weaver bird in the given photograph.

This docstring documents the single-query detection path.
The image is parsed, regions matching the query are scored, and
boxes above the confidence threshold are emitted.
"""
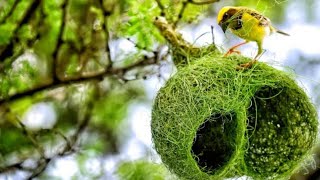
[217,6,289,68]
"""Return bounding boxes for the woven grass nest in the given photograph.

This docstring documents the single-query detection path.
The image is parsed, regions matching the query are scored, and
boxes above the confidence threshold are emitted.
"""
[151,51,318,180]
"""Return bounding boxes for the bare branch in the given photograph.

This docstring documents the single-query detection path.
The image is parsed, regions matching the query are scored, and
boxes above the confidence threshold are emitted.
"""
[53,129,73,151]
[27,158,51,180]
[18,122,46,158]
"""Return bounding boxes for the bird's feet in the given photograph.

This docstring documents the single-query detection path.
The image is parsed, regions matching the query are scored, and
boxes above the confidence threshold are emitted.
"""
[236,59,257,70]
[223,48,241,57]
[223,41,248,57]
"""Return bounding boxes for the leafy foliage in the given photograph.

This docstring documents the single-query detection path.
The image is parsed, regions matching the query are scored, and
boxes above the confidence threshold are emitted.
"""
[117,160,176,180]
[117,0,164,49]
[92,81,144,129]
[234,0,288,23]
[161,0,209,23]
[0,58,40,99]
[0,126,32,155]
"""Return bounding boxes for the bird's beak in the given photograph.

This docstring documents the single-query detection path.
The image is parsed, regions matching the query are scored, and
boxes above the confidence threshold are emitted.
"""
[219,21,228,33]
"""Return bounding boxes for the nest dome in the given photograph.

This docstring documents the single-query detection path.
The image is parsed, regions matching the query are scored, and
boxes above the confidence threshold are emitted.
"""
[151,53,318,179]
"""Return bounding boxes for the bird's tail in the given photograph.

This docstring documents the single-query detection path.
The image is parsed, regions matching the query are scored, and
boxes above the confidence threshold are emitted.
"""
[276,29,290,36]
[271,26,290,36]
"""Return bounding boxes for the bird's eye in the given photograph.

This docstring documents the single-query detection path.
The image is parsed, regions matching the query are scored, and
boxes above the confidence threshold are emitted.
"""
[223,13,229,19]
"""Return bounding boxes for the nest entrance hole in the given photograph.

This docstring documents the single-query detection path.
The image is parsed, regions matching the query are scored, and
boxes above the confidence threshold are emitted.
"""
[191,113,237,174]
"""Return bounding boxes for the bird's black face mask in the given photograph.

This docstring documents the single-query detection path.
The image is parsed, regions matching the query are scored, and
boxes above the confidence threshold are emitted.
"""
[219,21,229,33]
[219,8,238,33]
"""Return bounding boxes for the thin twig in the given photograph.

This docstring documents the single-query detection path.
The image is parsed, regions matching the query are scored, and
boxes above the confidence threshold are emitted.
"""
[26,158,51,180]
[98,0,113,69]
[172,0,220,27]
[173,1,188,27]
[0,162,25,173]
[155,0,166,16]
[53,129,73,151]
[28,99,95,179]
[18,122,46,158]
[211,25,215,45]
[188,0,220,5]
[52,0,69,82]
[0,0,19,24]
[126,38,155,52]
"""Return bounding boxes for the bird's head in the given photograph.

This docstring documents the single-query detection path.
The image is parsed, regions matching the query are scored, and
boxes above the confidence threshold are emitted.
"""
[217,6,239,33]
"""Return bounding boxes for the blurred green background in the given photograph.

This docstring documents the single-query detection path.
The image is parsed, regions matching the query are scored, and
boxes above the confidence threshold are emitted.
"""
[0,0,319,179]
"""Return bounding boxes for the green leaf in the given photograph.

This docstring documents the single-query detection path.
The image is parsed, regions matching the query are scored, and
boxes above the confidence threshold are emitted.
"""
[0,76,10,98]
[117,0,164,49]
[117,160,176,180]
[0,126,32,156]
[9,97,33,115]
[0,23,16,45]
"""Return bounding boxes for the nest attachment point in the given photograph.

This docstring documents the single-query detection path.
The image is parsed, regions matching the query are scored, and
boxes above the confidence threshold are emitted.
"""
[151,52,318,179]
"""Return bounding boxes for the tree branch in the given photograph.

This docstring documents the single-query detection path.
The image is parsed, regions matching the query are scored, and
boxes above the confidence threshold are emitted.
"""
[0,161,31,174]
[26,96,95,179]
[26,158,51,180]
[1,96,96,178]
[18,122,46,158]
[153,16,200,53]
[0,55,159,104]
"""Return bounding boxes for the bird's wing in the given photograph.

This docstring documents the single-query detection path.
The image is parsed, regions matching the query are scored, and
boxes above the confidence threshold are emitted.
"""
[240,8,270,26]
